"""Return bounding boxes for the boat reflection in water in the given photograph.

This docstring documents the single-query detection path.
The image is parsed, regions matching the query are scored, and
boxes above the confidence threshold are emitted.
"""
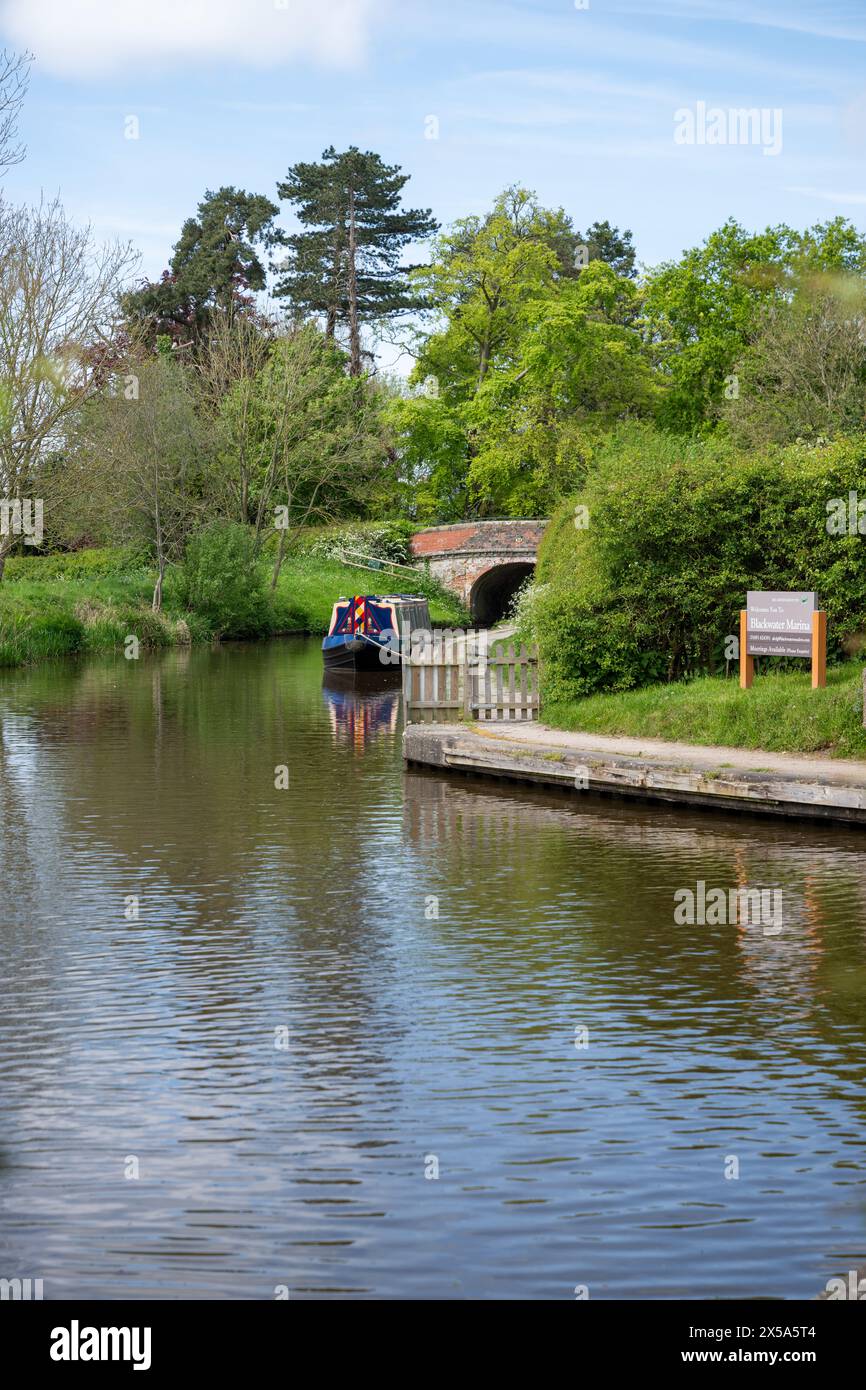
[321,668,401,752]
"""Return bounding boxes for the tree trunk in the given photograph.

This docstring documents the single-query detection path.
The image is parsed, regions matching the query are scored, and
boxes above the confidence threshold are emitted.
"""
[153,494,164,612]
[326,218,342,339]
[271,527,287,591]
[252,440,280,557]
[152,558,164,613]
[347,187,361,377]
[477,339,491,389]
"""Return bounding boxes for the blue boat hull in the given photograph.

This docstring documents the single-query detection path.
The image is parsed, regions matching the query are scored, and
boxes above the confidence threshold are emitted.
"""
[321,634,397,672]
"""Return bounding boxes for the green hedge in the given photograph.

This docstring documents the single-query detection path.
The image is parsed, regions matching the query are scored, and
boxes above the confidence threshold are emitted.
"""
[4,545,150,582]
[535,425,866,700]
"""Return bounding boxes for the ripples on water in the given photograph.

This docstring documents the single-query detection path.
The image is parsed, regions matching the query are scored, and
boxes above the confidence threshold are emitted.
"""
[1,639,865,1299]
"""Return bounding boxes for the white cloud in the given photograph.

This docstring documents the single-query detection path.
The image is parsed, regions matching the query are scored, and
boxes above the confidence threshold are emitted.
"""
[0,0,379,77]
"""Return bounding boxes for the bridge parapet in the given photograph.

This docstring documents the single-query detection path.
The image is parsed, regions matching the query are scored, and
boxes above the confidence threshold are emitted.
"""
[411,520,547,558]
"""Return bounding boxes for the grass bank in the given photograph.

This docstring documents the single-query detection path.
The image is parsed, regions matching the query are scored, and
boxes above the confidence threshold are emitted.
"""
[0,547,468,670]
[543,664,866,760]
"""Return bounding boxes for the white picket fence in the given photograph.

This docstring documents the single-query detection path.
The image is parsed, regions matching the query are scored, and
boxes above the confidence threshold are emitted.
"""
[403,635,541,723]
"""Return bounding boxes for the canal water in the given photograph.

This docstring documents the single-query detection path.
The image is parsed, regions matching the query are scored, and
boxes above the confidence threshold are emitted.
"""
[1,637,865,1300]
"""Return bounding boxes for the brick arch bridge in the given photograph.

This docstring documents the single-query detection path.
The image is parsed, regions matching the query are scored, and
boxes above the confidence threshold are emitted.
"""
[410,520,548,624]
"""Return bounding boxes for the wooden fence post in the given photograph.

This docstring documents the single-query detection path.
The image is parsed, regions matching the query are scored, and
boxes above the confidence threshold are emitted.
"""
[462,644,473,720]
[739,609,754,689]
[811,610,827,689]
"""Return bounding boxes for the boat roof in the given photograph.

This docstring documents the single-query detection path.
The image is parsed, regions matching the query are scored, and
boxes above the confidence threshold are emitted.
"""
[336,594,428,603]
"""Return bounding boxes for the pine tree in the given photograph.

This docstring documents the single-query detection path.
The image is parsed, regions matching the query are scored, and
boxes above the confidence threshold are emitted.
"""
[122,187,282,345]
[275,146,438,374]
[575,220,636,278]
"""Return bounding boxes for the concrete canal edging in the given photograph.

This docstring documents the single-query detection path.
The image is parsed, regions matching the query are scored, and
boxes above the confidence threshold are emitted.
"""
[403,721,866,825]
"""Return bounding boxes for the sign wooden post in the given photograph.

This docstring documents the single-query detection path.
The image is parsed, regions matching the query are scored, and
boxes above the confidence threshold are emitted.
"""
[811,609,827,689]
[739,608,753,689]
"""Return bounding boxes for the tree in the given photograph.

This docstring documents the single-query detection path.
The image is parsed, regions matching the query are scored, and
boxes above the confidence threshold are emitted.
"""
[394,190,658,518]
[642,216,866,433]
[179,521,267,636]
[0,48,32,173]
[238,326,392,586]
[413,188,562,398]
[70,357,206,610]
[575,219,636,278]
[194,310,274,524]
[0,196,137,579]
[122,187,282,346]
[463,263,662,513]
[275,146,438,374]
[393,259,660,518]
[723,276,866,448]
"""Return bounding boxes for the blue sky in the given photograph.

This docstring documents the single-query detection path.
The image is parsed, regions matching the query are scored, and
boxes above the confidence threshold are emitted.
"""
[1,0,865,294]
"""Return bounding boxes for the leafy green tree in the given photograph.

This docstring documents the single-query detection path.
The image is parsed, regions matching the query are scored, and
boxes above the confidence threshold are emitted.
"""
[413,187,565,397]
[724,275,866,448]
[69,357,207,610]
[463,264,661,513]
[385,392,470,522]
[393,193,659,519]
[275,146,437,374]
[178,520,268,637]
[642,216,866,433]
[194,311,274,525]
[204,325,391,580]
[122,187,282,346]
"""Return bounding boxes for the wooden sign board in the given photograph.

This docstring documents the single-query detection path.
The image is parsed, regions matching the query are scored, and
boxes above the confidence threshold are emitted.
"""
[740,592,826,689]
[746,591,816,657]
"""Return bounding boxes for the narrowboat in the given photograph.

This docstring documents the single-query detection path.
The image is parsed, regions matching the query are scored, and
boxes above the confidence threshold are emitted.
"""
[322,594,430,672]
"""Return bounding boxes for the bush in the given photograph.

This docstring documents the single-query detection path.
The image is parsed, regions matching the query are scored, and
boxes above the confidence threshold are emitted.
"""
[305,520,415,565]
[113,606,174,649]
[536,424,866,700]
[178,522,269,638]
[509,576,548,637]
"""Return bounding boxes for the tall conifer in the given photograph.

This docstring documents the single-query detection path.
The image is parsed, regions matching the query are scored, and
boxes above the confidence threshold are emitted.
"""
[275,146,437,374]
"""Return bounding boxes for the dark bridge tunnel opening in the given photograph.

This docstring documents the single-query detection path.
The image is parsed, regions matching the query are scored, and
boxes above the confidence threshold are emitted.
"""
[470,563,535,626]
